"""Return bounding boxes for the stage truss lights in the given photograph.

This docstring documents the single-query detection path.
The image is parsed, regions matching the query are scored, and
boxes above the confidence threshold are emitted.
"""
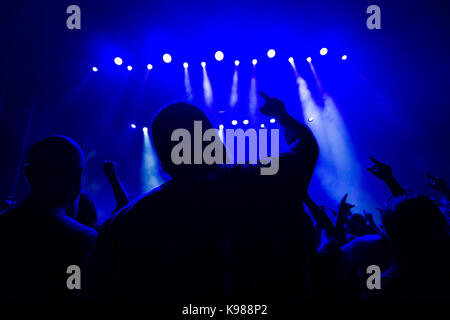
[163,54,172,63]
[320,48,328,55]
[215,51,224,61]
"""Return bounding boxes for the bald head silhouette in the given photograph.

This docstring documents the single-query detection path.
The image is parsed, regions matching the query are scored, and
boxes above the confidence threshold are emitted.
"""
[152,102,225,178]
[24,135,85,210]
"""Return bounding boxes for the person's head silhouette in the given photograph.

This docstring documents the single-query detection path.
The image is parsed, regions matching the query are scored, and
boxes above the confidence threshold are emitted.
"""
[382,193,448,262]
[24,135,85,210]
[151,102,225,178]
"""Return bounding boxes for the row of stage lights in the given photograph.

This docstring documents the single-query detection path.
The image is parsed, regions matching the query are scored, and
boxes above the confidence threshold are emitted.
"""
[91,48,348,72]
[129,116,316,132]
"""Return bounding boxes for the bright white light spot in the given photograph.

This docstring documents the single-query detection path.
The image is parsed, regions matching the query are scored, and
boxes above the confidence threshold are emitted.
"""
[215,51,224,61]
[92,67,98,72]
[127,65,133,71]
[183,62,189,69]
[147,64,153,70]
[288,57,294,64]
[201,61,206,68]
[235,60,240,66]
[267,49,276,58]
[163,54,172,63]
[114,57,123,65]
[142,127,148,133]
[243,120,249,125]
[320,48,328,56]
[130,123,136,129]
[270,118,276,123]
[219,124,224,130]
[252,59,257,65]
[342,55,348,60]
[231,120,238,125]
[260,124,265,128]
[306,57,312,63]
[308,116,314,122]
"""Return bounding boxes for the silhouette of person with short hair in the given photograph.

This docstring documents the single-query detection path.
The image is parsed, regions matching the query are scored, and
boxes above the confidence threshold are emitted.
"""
[380,193,449,299]
[87,93,319,300]
[0,135,97,299]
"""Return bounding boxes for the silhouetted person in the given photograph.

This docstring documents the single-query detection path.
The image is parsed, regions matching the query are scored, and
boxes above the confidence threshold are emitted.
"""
[87,93,320,300]
[74,192,98,229]
[102,160,129,213]
[0,135,97,299]
[380,193,449,299]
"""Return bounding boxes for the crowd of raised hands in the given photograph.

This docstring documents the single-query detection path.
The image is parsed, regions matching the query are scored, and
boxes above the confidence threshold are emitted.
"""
[304,156,449,299]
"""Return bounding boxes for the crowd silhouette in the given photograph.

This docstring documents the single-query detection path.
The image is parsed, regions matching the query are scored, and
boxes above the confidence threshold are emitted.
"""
[0,93,448,300]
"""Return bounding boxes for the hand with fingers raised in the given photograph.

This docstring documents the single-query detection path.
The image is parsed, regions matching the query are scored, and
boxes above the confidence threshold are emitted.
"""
[367,156,405,196]
[426,173,450,197]
[335,194,354,244]
[258,92,288,118]
[367,156,393,182]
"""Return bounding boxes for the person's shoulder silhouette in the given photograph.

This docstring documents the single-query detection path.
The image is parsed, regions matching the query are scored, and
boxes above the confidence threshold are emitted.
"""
[0,135,97,299]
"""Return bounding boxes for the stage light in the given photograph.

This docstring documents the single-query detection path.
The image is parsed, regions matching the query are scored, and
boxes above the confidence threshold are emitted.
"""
[92,67,98,72]
[147,64,153,70]
[270,118,276,123]
[260,124,265,128]
[342,55,348,60]
[142,126,148,133]
[267,49,276,58]
[308,116,314,122]
[252,59,258,66]
[163,54,172,63]
[243,120,249,125]
[202,63,213,106]
[288,57,294,64]
[320,48,328,56]
[127,65,132,71]
[215,51,224,61]
[114,57,123,65]
[235,60,240,66]
[231,120,238,125]
[306,57,312,63]
[219,124,224,130]
[183,62,189,69]
[130,123,137,129]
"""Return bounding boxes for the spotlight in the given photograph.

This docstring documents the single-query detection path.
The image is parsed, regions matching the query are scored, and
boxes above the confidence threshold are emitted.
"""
[127,65,133,71]
[308,116,314,122]
[147,64,153,70]
[142,126,148,133]
[270,118,276,123]
[163,54,172,63]
[267,49,276,58]
[306,57,312,63]
[215,51,224,61]
[243,120,249,125]
[92,66,98,72]
[231,120,238,125]
[260,124,265,128]
[219,124,224,130]
[201,61,206,68]
[320,48,328,56]
[114,57,123,65]
[342,55,348,60]
[235,60,240,66]
[130,123,137,129]
[183,62,189,69]
[288,57,294,64]
[252,59,257,66]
